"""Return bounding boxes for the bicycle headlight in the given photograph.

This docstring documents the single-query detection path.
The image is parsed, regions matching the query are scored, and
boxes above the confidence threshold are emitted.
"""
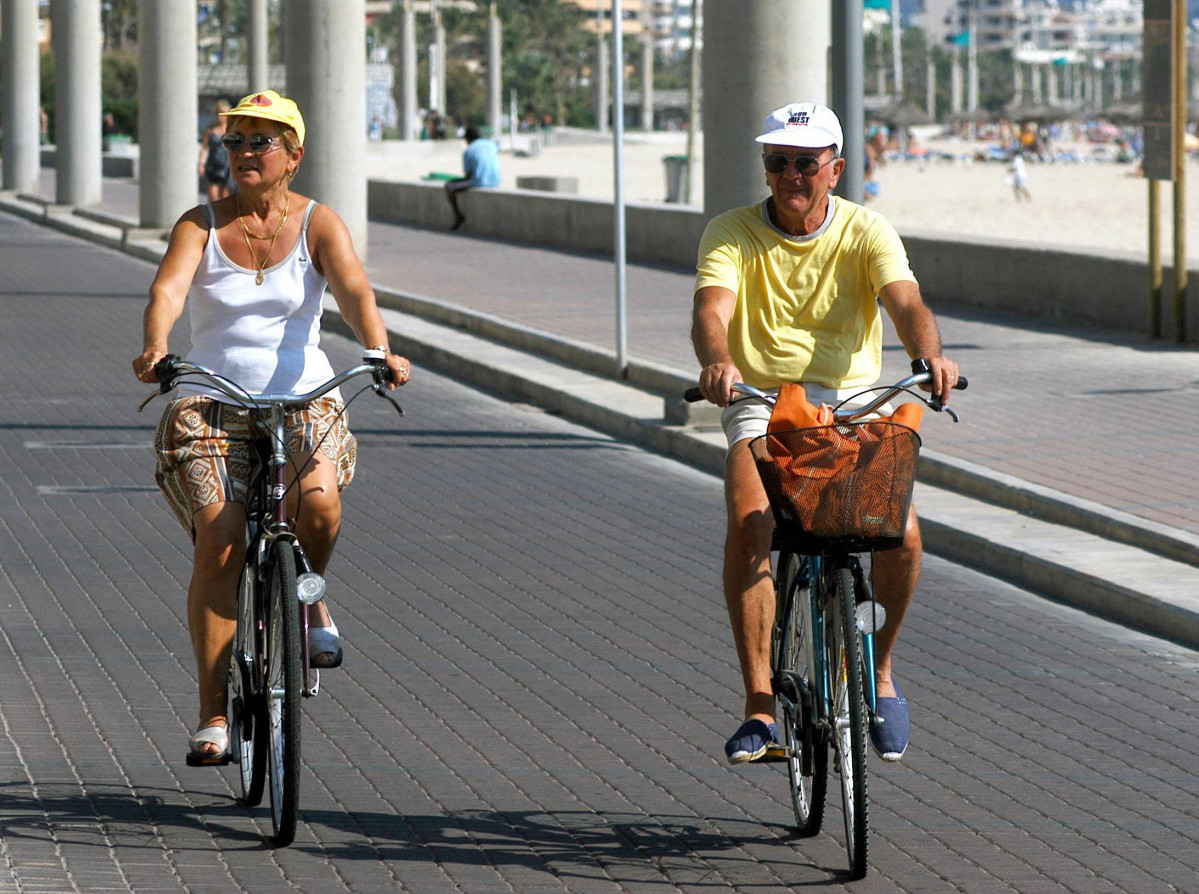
[296,572,327,605]
[855,601,886,634]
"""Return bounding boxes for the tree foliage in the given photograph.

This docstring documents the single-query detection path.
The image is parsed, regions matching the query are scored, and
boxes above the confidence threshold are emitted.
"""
[865,26,1019,119]
[382,0,596,128]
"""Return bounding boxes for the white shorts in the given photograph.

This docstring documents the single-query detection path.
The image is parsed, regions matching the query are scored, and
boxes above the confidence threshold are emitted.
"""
[721,384,893,449]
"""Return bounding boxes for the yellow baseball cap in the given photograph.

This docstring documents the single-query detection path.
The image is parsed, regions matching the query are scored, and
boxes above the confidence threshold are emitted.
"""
[222,90,306,146]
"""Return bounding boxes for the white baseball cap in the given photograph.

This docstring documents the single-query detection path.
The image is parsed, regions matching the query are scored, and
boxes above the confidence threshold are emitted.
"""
[755,102,843,156]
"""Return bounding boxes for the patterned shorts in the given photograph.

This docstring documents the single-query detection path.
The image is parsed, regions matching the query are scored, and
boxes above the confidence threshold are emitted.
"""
[154,395,357,539]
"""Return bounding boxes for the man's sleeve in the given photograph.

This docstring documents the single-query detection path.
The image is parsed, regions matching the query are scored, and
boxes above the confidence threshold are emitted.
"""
[865,215,917,294]
[694,216,742,294]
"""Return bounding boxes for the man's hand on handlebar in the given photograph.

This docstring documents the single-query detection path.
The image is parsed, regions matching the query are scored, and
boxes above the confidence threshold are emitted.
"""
[919,356,961,404]
[698,360,744,407]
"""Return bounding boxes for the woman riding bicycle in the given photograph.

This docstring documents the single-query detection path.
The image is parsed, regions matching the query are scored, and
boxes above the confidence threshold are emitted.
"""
[131,90,409,762]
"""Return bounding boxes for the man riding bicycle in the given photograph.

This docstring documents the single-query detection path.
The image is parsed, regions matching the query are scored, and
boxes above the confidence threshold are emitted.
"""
[691,102,960,765]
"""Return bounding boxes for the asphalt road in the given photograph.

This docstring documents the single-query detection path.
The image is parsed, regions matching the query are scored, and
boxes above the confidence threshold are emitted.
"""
[2,212,1198,892]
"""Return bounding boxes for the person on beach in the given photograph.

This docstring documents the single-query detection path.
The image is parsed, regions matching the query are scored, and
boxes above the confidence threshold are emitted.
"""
[690,101,960,765]
[133,90,410,762]
[444,125,501,231]
[1009,151,1032,202]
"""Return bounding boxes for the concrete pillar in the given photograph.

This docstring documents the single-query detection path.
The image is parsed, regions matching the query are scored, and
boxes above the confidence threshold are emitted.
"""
[640,11,654,131]
[831,0,863,203]
[138,0,197,229]
[285,0,369,259]
[53,0,103,208]
[433,8,447,118]
[967,33,979,111]
[1,0,41,193]
[487,3,502,136]
[702,0,829,216]
[950,46,963,114]
[247,0,270,93]
[926,54,936,121]
[596,30,609,133]
[397,0,417,140]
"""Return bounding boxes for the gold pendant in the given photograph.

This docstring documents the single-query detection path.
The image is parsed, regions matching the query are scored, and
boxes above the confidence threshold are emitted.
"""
[255,271,264,285]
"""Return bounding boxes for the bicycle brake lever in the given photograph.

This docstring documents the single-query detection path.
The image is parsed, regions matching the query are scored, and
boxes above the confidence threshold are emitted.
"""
[926,395,961,422]
[373,383,405,417]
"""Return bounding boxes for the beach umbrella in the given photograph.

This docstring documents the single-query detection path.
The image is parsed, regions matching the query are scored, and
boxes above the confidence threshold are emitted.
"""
[1102,101,1141,124]
[871,101,934,128]
[1004,100,1069,123]
[945,107,1000,125]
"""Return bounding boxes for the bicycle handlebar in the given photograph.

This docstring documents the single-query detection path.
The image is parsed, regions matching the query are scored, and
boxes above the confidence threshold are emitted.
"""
[683,359,967,422]
[141,350,403,416]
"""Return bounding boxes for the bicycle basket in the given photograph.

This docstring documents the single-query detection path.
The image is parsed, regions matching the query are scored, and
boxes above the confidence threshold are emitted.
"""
[749,420,921,552]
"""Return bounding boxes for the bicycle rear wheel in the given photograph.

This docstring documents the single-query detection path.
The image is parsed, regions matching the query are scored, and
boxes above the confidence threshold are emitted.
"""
[829,564,869,879]
[230,547,266,806]
[264,538,302,847]
[773,551,826,836]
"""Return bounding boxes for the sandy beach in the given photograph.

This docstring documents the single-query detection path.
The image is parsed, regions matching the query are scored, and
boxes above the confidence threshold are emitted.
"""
[366,127,1199,264]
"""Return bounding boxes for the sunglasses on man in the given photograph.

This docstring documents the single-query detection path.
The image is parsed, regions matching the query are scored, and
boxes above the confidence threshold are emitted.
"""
[220,133,283,155]
[762,152,836,176]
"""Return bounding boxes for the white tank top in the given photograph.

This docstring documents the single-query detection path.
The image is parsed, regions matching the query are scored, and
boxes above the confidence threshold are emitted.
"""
[182,199,340,401]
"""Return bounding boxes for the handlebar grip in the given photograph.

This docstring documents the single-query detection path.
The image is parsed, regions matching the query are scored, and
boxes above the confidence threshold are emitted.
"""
[911,358,967,390]
[361,349,395,385]
[154,354,182,391]
[684,387,703,403]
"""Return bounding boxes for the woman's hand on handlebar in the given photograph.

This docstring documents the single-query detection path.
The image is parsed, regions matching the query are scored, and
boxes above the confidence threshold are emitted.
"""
[383,351,411,390]
[133,349,167,384]
[698,360,743,407]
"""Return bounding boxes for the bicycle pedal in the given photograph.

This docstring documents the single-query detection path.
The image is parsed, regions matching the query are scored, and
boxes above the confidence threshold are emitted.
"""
[185,751,234,767]
[758,744,791,763]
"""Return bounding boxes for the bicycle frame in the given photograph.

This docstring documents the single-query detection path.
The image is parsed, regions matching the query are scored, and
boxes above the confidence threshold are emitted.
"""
[245,403,318,696]
[779,550,879,741]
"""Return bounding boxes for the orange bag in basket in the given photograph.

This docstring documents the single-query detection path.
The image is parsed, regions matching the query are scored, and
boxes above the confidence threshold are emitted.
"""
[753,383,925,548]
[767,382,925,432]
[767,383,833,432]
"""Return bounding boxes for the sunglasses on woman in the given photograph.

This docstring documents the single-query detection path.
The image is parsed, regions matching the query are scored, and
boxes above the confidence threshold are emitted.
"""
[220,133,283,155]
[762,153,835,176]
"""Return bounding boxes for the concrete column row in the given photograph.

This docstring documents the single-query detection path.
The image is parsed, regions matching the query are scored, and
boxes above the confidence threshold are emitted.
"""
[3,0,837,235]
[1,0,41,193]
[0,2,369,256]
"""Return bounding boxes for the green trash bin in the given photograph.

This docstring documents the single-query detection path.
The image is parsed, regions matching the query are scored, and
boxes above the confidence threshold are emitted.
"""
[663,154,689,203]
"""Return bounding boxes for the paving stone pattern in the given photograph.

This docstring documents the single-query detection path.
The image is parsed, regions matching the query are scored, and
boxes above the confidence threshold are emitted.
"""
[1,213,1198,892]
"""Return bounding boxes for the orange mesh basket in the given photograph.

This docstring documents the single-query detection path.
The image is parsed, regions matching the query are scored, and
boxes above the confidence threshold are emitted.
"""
[749,420,921,552]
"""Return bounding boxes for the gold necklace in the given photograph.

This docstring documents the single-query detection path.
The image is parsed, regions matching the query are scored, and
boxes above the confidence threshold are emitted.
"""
[236,193,290,285]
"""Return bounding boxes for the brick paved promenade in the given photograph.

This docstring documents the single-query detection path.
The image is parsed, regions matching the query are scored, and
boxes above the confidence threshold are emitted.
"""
[2,198,1199,891]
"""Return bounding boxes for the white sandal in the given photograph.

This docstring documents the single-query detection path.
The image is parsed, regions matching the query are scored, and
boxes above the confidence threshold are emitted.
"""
[187,722,229,765]
[309,621,343,668]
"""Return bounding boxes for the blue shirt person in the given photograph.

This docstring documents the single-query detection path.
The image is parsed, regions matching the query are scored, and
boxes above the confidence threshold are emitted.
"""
[445,125,501,230]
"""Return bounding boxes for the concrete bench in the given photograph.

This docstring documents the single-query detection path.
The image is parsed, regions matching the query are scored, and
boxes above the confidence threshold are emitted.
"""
[516,176,579,194]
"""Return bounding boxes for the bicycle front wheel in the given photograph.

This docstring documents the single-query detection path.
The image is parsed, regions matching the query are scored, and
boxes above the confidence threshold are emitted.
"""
[230,548,266,806]
[829,564,869,879]
[264,538,302,847]
[773,551,826,837]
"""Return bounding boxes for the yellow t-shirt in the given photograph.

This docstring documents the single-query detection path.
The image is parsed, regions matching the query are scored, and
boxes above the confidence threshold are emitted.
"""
[694,197,916,390]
